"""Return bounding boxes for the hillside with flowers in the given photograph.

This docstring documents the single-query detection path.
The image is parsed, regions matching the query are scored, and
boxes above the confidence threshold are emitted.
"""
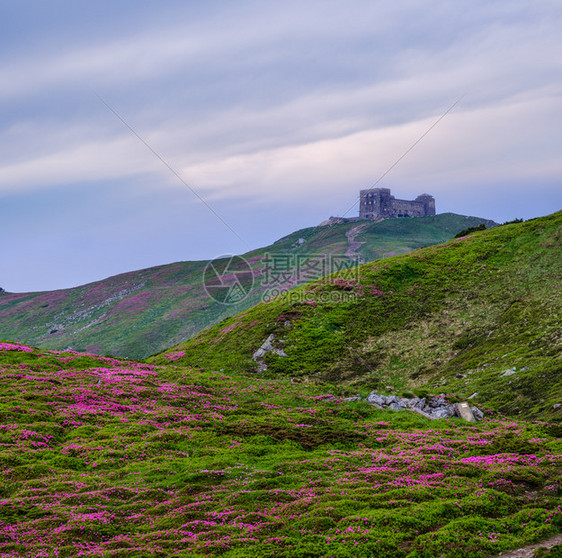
[152,211,562,421]
[0,212,561,557]
[0,213,492,360]
[0,341,561,557]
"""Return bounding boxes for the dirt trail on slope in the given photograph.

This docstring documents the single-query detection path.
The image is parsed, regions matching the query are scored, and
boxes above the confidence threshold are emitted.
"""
[492,533,562,557]
[345,223,370,258]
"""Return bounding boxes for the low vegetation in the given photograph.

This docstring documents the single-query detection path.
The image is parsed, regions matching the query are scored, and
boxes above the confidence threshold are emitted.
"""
[1,212,560,556]
[0,342,561,557]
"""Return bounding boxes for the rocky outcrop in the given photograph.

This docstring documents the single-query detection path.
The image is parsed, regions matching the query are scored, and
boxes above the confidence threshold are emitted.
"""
[252,334,288,372]
[366,391,483,420]
[334,390,483,421]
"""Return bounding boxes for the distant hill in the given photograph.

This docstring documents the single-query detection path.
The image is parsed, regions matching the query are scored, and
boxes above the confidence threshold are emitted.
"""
[0,213,494,359]
[151,211,562,420]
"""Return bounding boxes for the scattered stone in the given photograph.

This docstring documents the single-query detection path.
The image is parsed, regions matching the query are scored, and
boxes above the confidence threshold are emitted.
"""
[471,407,484,420]
[553,403,561,410]
[253,334,275,359]
[455,402,476,422]
[252,334,288,371]
[428,397,447,409]
[343,395,362,402]
[410,397,426,410]
[501,368,517,377]
[432,407,455,419]
[468,392,479,399]
[367,392,387,406]
[362,391,481,421]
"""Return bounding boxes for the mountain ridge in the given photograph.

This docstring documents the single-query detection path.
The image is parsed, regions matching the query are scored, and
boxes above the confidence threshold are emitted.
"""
[0,213,495,359]
[151,210,562,420]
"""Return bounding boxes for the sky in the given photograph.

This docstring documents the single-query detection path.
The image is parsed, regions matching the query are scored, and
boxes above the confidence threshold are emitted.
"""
[1,0,561,293]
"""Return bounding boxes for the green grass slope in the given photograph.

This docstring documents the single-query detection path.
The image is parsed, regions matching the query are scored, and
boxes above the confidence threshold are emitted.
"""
[0,213,491,360]
[0,342,561,557]
[151,211,562,420]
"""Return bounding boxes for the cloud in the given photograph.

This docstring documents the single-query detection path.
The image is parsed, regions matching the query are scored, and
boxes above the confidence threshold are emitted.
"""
[1,1,561,203]
[0,134,165,194]
[2,0,562,292]
[173,88,562,210]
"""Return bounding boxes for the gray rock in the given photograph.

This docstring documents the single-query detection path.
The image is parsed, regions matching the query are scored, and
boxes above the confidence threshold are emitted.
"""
[501,368,517,377]
[274,349,288,357]
[553,403,561,410]
[412,397,426,410]
[253,334,276,360]
[428,397,448,409]
[367,392,387,406]
[343,396,362,402]
[357,392,463,420]
[430,407,455,419]
[468,392,478,399]
[471,407,484,420]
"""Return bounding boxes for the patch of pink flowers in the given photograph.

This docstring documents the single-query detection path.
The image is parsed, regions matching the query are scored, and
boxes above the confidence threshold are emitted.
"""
[0,342,33,352]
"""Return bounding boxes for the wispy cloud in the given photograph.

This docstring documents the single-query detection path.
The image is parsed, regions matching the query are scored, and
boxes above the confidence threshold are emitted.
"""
[1,0,561,290]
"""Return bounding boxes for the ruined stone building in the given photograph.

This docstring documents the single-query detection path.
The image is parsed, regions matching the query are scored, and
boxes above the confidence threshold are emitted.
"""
[359,188,435,220]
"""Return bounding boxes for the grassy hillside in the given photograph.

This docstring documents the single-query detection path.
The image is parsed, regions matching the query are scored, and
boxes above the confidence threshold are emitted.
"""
[0,213,492,359]
[151,211,562,420]
[0,342,561,557]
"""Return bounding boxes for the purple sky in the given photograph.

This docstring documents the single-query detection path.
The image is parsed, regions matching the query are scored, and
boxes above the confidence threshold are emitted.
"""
[1,0,561,292]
